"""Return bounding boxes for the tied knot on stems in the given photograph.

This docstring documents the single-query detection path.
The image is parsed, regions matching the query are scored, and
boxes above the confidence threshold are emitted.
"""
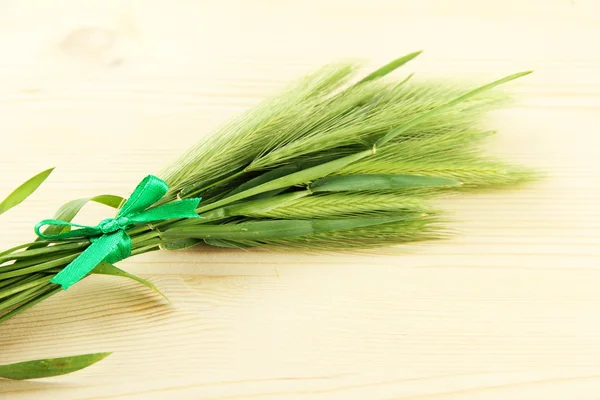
[33,175,202,290]
[97,216,129,234]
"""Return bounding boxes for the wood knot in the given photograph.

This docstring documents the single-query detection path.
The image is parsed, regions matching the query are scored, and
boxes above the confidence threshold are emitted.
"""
[59,27,124,66]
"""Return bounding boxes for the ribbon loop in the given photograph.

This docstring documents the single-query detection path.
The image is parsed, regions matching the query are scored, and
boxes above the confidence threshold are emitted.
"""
[35,175,201,290]
[117,175,169,217]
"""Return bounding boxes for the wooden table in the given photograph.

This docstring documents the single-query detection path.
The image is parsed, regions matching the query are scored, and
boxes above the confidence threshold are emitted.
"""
[1,1,599,398]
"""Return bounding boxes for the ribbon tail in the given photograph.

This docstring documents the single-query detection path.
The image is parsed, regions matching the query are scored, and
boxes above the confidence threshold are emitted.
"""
[50,232,126,290]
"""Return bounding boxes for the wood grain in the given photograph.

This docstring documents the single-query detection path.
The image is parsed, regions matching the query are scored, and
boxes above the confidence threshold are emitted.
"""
[1,0,599,398]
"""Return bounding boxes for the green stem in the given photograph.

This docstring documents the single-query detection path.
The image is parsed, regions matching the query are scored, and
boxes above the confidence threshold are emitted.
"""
[0,286,62,324]
[0,275,25,290]
[0,241,89,264]
[0,283,51,314]
[0,275,51,300]
[131,243,161,256]
[0,273,47,295]
[130,231,160,247]
[0,241,52,258]
[0,254,79,280]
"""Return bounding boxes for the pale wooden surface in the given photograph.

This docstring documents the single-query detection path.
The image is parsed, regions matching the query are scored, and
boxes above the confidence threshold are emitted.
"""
[1,0,600,398]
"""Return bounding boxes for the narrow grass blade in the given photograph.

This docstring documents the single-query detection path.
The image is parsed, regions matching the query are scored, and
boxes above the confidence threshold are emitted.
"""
[311,174,461,192]
[396,73,414,87]
[178,169,245,199]
[0,168,54,215]
[196,150,372,213]
[226,164,303,200]
[93,262,168,302]
[0,352,111,380]
[376,71,532,147]
[356,51,422,84]
[228,155,341,200]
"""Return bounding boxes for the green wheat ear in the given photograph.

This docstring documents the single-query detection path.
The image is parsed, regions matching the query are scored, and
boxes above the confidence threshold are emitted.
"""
[155,52,533,249]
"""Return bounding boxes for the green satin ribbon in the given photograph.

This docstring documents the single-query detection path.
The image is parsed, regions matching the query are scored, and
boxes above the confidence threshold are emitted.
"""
[35,175,201,290]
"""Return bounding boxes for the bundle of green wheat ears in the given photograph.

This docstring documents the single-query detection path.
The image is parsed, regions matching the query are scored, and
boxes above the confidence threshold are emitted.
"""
[0,51,534,379]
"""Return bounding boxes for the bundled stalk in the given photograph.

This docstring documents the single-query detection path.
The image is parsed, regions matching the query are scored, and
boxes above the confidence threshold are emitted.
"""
[0,51,534,379]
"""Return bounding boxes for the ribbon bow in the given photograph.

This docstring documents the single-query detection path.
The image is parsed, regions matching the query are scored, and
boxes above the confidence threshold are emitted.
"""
[35,175,201,290]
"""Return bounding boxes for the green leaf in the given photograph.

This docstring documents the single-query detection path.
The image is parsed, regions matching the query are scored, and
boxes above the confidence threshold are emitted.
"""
[376,71,532,147]
[228,164,302,199]
[178,170,244,198]
[311,174,461,192]
[204,239,251,248]
[396,73,415,87]
[161,238,201,250]
[0,168,54,215]
[0,352,111,380]
[92,262,168,302]
[356,51,423,84]
[165,215,418,241]
[230,156,340,200]
[196,150,373,213]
